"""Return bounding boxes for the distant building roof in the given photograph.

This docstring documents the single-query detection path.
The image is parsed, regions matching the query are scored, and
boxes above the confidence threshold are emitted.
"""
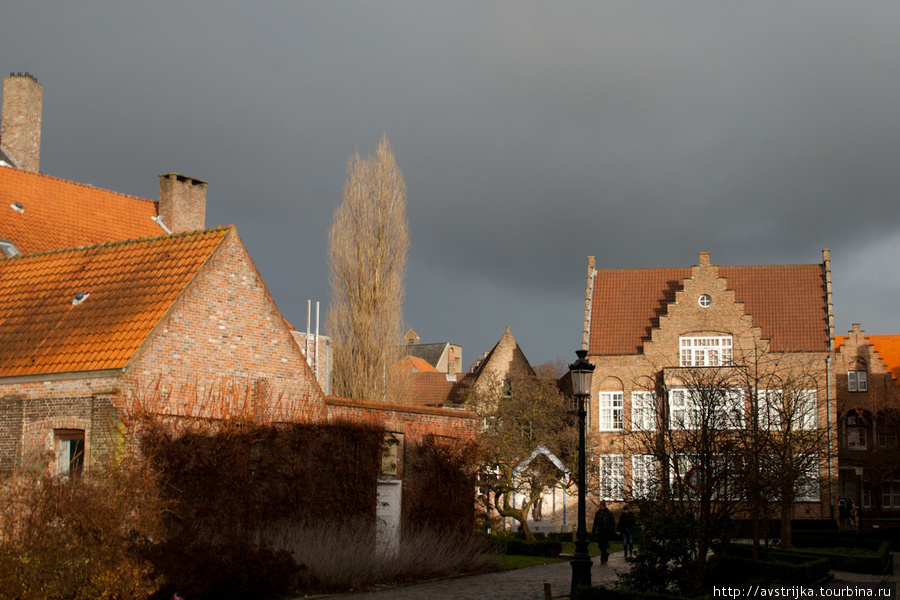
[392,355,439,373]
[402,342,451,369]
[0,166,163,254]
[836,333,900,381]
[0,227,230,377]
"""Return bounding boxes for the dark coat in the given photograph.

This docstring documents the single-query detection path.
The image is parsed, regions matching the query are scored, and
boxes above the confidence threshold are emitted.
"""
[617,511,636,535]
[591,508,615,536]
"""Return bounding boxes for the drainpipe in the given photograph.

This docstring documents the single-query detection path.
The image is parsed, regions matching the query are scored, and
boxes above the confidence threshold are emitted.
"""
[826,355,835,521]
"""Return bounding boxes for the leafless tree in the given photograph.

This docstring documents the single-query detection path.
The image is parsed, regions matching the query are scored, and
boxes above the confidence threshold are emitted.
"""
[462,372,578,541]
[624,349,831,570]
[327,135,409,402]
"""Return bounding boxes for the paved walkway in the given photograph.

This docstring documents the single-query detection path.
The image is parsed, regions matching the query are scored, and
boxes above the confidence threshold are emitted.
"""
[307,552,629,600]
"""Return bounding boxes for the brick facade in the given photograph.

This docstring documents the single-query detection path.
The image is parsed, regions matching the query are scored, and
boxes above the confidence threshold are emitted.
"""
[835,325,900,523]
[574,252,838,528]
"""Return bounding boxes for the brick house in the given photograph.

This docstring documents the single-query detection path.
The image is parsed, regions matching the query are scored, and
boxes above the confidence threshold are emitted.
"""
[835,325,900,523]
[0,72,477,538]
[580,251,839,523]
[0,226,326,476]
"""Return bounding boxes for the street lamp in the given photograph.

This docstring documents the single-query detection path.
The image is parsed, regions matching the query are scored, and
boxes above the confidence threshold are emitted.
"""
[569,349,595,597]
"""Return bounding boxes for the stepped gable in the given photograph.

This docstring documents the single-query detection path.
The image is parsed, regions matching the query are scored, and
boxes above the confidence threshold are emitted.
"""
[590,260,828,356]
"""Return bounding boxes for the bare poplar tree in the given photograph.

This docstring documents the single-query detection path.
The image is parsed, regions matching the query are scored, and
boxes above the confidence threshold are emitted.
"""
[327,135,409,402]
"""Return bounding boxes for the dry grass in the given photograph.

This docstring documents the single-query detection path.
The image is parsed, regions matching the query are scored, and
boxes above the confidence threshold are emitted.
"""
[260,518,491,592]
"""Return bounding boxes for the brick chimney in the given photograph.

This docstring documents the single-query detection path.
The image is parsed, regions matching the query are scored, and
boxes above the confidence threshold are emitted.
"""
[158,173,207,234]
[1,73,43,172]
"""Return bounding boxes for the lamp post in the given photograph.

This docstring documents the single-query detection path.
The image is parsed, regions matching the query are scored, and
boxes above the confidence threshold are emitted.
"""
[569,349,595,597]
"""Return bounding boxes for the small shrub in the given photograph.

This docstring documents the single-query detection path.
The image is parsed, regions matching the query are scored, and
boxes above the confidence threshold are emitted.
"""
[617,502,702,595]
[0,464,165,600]
[145,538,299,600]
[261,518,490,592]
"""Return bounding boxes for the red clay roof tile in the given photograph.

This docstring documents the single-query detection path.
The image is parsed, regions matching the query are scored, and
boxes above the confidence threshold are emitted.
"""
[0,166,162,253]
[0,227,230,377]
[590,262,828,355]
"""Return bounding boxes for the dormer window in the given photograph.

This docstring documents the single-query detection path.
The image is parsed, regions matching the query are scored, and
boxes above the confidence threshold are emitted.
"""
[679,336,733,367]
[0,239,20,256]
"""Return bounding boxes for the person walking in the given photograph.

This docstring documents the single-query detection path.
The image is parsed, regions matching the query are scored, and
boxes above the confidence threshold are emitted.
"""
[617,505,636,559]
[591,501,616,564]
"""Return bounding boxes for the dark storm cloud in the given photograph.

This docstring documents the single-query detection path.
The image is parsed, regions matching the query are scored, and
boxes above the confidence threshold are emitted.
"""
[3,2,899,365]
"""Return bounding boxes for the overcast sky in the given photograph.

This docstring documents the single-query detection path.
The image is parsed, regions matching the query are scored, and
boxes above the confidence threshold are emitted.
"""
[3,3,899,367]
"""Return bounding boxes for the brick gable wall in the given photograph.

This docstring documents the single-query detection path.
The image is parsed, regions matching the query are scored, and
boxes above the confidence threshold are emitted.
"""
[125,230,324,422]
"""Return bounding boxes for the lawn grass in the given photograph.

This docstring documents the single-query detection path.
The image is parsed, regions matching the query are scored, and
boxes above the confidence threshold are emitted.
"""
[560,541,625,555]
[487,554,568,569]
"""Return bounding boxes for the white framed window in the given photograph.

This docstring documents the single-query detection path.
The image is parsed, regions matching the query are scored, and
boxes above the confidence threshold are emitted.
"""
[758,389,817,430]
[597,454,625,500]
[55,431,85,482]
[878,428,897,448]
[847,426,867,450]
[631,391,656,431]
[599,392,624,431]
[669,388,743,429]
[795,457,819,501]
[631,454,657,499]
[883,475,900,508]
[679,336,733,367]
[669,389,701,429]
[848,370,868,392]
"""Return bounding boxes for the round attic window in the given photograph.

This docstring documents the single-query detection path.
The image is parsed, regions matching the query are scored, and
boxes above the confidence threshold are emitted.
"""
[698,294,712,308]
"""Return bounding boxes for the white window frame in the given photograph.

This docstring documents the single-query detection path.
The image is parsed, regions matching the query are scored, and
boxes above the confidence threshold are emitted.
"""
[598,392,624,431]
[848,370,868,392]
[669,389,701,429]
[794,456,820,501]
[631,454,657,499]
[847,426,867,450]
[679,336,733,367]
[758,389,817,430]
[631,391,656,431]
[55,430,85,482]
[669,387,744,429]
[883,475,900,508]
[597,454,625,501]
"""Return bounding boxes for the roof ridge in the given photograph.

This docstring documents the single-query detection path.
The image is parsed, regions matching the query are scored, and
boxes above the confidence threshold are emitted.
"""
[1,165,157,204]
[1,225,234,260]
[595,262,819,272]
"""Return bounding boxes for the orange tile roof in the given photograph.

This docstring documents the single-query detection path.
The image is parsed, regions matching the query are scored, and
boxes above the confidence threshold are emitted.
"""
[836,334,900,380]
[392,355,439,373]
[590,262,828,355]
[397,372,459,406]
[0,166,162,253]
[0,227,231,377]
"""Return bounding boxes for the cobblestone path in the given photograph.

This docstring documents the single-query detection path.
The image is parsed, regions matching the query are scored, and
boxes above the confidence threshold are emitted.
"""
[307,552,628,600]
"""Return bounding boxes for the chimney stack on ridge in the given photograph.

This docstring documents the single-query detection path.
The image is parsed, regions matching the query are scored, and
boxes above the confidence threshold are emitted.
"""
[158,173,207,234]
[1,73,43,172]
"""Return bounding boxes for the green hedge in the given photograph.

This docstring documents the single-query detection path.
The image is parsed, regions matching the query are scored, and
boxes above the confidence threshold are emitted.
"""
[573,586,702,600]
[787,542,892,574]
[724,540,891,575]
[505,539,562,558]
[712,554,828,586]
